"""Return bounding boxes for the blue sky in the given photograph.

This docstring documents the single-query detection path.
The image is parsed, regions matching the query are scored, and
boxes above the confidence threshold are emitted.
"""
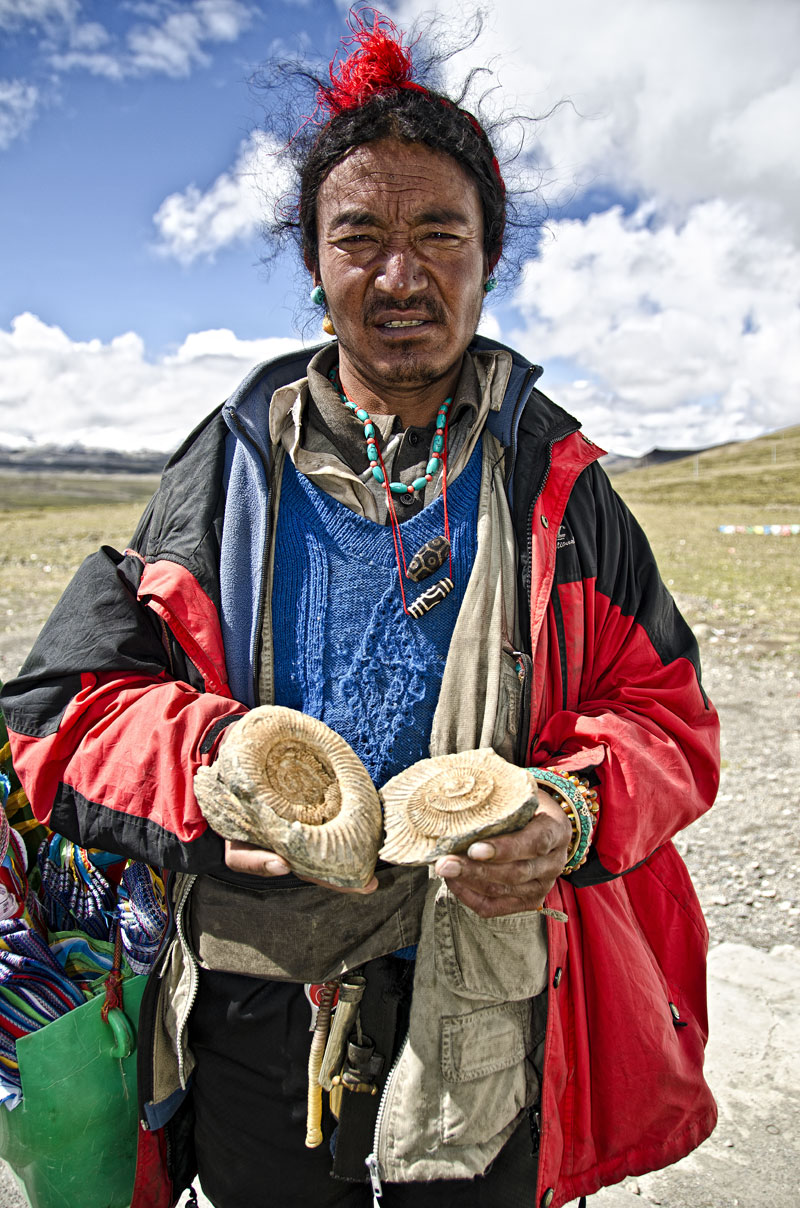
[0,0,333,349]
[1,0,798,454]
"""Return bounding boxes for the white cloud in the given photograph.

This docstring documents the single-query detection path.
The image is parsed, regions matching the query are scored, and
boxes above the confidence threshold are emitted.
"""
[373,0,800,452]
[44,0,252,80]
[68,20,111,51]
[152,130,292,263]
[512,201,800,454]
[0,79,40,148]
[0,0,77,30]
[48,50,125,80]
[0,313,305,451]
[395,0,800,237]
[125,0,251,77]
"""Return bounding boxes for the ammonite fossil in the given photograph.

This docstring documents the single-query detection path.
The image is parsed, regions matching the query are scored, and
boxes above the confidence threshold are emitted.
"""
[193,706,382,888]
[378,748,538,864]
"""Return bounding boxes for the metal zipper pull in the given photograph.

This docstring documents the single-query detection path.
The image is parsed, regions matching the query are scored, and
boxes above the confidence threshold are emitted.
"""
[366,1152,383,1204]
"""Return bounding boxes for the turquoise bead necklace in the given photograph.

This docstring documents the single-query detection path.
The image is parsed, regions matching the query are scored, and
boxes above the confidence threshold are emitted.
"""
[329,368,451,495]
[330,370,455,618]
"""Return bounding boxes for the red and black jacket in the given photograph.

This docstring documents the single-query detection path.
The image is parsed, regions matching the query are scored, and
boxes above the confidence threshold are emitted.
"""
[0,337,719,1208]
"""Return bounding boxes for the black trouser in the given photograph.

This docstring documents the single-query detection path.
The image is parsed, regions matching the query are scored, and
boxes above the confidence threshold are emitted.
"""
[189,963,539,1207]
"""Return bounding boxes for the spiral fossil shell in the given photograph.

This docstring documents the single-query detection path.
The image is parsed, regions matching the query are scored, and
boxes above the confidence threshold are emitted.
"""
[193,706,382,888]
[378,748,538,864]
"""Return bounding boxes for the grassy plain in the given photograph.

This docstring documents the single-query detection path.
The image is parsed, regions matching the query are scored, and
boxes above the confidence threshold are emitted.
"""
[0,474,160,680]
[0,423,798,678]
[611,425,800,654]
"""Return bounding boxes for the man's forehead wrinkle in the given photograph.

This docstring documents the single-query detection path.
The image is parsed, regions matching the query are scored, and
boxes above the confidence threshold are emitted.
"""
[417,207,474,227]
[327,208,379,232]
[326,202,476,234]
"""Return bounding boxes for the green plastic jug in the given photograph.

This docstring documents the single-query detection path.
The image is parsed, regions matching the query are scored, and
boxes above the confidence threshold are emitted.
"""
[0,974,147,1208]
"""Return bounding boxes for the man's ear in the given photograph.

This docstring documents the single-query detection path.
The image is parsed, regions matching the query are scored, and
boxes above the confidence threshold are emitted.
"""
[304,250,320,281]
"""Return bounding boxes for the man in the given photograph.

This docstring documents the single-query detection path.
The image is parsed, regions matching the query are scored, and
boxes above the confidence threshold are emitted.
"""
[0,12,719,1208]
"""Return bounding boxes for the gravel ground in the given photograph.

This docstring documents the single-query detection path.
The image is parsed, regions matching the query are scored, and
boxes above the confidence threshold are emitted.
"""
[675,633,799,953]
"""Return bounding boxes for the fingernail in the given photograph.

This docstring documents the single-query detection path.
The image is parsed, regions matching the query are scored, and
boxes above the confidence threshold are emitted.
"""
[264,857,288,875]
[436,858,461,878]
[467,842,495,860]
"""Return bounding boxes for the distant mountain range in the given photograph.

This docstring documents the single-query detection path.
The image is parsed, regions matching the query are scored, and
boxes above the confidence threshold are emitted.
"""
[599,446,717,474]
[0,444,167,475]
[0,441,714,477]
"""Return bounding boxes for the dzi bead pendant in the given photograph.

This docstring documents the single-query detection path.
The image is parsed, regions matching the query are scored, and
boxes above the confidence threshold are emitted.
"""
[406,535,451,583]
[408,577,454,619]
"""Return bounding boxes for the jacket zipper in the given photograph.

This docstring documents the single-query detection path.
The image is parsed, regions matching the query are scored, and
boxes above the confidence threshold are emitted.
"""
[366,1033,409,1204]
[550,588,569,711]
[174,873,199,1090]
[523,439,555,602]
[512,648,533,766]
[522,421,583,750]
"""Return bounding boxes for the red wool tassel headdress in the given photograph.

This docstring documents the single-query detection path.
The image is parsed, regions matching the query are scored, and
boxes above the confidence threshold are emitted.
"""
[312,7,505,212]
[316,8,418,116]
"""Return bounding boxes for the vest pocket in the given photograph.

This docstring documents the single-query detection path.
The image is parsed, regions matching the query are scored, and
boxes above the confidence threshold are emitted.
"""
[440,1000,536,1145]
[434,887,548,1002]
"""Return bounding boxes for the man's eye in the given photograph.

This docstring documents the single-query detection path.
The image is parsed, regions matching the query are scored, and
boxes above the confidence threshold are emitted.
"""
[425,231,460,242]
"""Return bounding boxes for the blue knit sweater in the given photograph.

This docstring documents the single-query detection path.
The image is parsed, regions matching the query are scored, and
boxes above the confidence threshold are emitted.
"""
[272,441,482,788]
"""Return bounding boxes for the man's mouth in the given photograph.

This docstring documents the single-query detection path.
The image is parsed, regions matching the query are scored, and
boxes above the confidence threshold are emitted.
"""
[382,319,427,328]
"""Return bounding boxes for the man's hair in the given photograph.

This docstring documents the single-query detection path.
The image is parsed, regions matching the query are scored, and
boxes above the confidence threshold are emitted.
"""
[257,9,543,295]
[296,85,505,272]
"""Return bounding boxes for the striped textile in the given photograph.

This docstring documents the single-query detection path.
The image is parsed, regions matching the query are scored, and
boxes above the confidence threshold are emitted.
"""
[37,836,124,939]
[0,919,88,1109]
[0,733,168,1109]
[117,862,168,975]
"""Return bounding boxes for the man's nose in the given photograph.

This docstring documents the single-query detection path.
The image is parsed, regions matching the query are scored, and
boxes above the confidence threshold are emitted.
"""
[375,246,427,296]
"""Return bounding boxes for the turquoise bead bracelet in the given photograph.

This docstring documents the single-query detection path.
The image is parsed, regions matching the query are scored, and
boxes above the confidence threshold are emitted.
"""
[530,768,599,875]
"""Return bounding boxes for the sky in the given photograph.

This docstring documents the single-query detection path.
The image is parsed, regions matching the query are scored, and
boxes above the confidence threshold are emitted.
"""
[0,0,798,456]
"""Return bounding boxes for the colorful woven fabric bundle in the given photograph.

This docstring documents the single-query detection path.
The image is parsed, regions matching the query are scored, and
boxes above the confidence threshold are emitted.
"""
[116,861,168,975]
[36,837,124,939]
[49,932,125,998]
[36,835,168,972]
[0,829,39,931]
[0,770,44,936]
[0,730,169,1113]
[0,919,88,1109]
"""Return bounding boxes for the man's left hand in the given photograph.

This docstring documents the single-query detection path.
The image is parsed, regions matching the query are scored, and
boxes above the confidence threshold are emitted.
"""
[433,790,572,917]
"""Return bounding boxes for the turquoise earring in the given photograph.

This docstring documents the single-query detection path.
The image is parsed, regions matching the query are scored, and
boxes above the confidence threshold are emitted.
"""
[310,284,326,306]
[484,277,498,293]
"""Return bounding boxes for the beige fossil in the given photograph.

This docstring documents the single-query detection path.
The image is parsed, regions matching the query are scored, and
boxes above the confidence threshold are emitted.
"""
[193,706,382,888]
[378,748,538,864]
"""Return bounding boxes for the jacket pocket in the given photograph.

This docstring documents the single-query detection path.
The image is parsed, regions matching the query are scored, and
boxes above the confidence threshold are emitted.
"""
[434,887,548,1002]
[491,646,527,763]
[440,1000,536,1145]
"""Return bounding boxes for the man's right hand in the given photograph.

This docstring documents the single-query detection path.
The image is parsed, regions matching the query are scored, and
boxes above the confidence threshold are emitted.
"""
[224,839,378,894]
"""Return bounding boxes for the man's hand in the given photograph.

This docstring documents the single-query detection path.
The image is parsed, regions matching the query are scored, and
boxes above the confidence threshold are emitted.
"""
[224,839,378,894]
[432,790,572,917]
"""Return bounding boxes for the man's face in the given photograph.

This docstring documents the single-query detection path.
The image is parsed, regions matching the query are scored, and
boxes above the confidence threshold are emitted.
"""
[311,137,488,406]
